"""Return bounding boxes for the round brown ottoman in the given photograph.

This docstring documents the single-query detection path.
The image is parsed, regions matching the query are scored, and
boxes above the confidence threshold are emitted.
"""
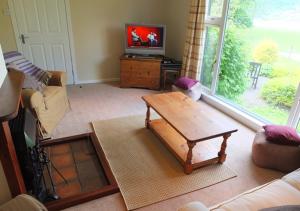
[252,130,300,172]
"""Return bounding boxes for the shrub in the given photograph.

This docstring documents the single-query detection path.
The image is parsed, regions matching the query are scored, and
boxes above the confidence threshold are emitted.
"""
[260,64,273,77]
[228,0,255,28]
[270,68,290,78]
[253,40,279,64]
[217,29,248,99]
[261,77,297,108]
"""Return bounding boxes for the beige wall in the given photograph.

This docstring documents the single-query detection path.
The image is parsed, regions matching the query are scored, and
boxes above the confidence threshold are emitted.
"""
[70,0,188,82]
[164,0,189,60]
[0,0,17,52]
[0,0,188,82]
[70,0,169,82]
[0,0,189,204]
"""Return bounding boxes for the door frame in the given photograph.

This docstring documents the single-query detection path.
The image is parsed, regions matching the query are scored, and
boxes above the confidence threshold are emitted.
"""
[8,0,78,84]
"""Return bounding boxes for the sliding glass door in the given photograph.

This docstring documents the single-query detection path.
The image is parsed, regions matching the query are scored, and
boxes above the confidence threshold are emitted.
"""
[201,0,300,128]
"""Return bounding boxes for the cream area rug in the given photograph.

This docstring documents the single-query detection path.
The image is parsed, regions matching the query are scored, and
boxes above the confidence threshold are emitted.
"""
[92,115,236,210]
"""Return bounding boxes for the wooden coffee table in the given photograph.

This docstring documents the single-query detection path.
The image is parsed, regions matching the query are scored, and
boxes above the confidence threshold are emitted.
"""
[142,92,238,174]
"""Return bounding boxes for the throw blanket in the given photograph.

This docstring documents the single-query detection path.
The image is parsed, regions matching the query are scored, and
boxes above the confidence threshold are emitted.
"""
[4,51,51,90]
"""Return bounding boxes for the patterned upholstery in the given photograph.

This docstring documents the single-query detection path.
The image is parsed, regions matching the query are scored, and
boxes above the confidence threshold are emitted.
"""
[3,51,52,91]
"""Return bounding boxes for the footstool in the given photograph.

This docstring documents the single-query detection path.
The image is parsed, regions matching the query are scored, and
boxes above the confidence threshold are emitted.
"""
[172,82,202,101]
[252,130,300,172]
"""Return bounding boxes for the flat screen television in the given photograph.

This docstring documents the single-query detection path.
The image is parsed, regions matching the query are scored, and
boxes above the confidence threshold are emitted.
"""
[125,23,166,56]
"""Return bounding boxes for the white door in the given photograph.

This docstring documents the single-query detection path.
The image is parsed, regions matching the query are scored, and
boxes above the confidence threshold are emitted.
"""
[10,0,74,84]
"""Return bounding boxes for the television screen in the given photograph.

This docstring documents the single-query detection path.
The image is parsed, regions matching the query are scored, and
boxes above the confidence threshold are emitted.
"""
[125,24,166,55]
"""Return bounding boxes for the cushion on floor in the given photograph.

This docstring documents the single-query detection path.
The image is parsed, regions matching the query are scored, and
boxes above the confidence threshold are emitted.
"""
[263,125,300,146]
[252,130,300,172]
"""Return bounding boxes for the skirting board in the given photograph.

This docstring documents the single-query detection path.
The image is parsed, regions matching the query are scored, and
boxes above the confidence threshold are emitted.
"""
[75,78,120,85]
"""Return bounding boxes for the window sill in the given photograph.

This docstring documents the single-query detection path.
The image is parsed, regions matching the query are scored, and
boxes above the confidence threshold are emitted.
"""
[201,93,265,131]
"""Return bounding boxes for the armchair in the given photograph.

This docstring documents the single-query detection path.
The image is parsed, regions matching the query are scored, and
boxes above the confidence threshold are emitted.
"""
[21,70,69,138]
[4,51,69,138]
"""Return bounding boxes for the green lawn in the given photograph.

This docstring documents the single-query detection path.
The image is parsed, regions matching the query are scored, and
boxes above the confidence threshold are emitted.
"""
[238,101,300,133]
[242,104,289,125]
[242,27,300,53]
[272,57,300,77]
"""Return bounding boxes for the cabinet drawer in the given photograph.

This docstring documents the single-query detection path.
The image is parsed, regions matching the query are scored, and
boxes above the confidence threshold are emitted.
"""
[120,58,161,89]
[129,78,160,89]
[129,61,160,76]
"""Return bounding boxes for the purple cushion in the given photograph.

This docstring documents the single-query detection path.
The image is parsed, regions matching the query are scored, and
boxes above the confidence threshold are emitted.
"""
[263,125,300,146]
[174,77,198,90]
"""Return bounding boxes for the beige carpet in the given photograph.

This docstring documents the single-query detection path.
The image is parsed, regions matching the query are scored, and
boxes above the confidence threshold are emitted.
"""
[92,115,236,210]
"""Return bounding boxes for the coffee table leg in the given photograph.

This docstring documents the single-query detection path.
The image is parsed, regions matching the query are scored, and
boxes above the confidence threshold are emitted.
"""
[145,104,151,129]
[218,133,231,164]
[184,141,196,174]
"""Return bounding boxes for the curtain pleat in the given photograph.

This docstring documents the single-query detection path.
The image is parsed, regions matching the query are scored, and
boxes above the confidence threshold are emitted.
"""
[181,0,206,80]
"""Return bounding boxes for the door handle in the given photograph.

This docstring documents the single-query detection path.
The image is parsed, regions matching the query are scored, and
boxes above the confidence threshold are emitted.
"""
[20,34,29,44]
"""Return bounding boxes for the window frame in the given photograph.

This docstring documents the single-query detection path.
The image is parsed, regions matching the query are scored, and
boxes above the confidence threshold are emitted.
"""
[288,83,300,128]
[200,0,300,131]
[201,0,230,95]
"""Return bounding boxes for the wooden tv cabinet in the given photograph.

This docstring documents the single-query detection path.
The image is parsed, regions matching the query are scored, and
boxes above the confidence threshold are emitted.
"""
[120,55,162,90]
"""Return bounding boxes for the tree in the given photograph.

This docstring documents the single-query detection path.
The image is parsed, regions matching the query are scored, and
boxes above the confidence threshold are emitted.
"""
[215,0,255,99]
[253,40,279,64]
[217,29,248,99]
[227,0,255,28]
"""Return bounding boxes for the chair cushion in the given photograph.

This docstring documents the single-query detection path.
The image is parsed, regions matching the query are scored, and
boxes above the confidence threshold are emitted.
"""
[263,125,300,146]
[3,51,52,91]
[35,86,69,135]
[43,86,61,99]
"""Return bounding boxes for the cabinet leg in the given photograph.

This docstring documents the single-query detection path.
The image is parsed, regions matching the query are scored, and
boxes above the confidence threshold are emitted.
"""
[145,105,151,129]
[184,141,196,174]
[218,133,231,164]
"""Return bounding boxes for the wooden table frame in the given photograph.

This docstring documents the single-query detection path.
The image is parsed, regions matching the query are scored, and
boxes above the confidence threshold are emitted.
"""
[0,71,26,196]
[143,92,238,174]
[41,133,119,211]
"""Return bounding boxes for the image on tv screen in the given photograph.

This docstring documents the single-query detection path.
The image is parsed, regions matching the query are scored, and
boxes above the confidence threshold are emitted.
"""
[127,25,164,49]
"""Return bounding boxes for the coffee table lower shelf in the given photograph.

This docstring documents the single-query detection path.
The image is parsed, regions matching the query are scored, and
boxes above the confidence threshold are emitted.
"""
[149,119,221,173]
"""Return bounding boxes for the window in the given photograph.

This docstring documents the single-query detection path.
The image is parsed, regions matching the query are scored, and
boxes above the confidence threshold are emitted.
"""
[200,0,228,92]
[200,26,220,89]
[288,83,300,132]
[207,0,224,18]
[200,0,300,129]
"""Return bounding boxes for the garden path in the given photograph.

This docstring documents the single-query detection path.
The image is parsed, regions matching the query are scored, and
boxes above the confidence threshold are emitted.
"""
[240,77,269,108]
